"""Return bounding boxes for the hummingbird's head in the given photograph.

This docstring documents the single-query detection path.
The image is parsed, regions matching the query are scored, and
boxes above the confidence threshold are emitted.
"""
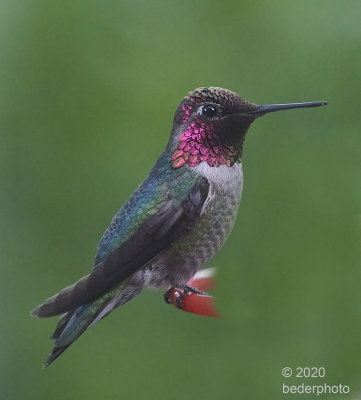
[169,87,257,168]
[169,86,327,169]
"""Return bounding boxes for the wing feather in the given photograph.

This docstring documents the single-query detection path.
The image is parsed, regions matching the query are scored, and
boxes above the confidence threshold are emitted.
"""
[31,178,209,318]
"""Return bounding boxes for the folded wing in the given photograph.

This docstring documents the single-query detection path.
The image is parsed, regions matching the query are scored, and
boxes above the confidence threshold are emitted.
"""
[31,177,210,318]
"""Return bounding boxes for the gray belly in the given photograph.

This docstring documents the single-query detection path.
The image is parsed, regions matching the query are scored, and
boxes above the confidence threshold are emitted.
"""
[144,162,244,289]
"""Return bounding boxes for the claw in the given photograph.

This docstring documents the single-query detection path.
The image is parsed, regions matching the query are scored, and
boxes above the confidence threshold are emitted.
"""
[184,285,209,297]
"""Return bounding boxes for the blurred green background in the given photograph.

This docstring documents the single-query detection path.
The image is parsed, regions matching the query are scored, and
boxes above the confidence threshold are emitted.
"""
[1,0,361,399]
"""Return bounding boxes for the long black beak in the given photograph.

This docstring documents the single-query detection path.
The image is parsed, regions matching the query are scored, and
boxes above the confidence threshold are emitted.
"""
[256,101,327,115]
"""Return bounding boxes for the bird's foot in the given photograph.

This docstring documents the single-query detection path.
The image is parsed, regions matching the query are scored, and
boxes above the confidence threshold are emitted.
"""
[176,286,209,309]
[164,285,210,308]
[176,285,209,309]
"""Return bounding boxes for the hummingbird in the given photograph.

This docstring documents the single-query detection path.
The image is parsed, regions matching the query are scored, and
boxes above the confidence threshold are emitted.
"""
[31,87,327,366]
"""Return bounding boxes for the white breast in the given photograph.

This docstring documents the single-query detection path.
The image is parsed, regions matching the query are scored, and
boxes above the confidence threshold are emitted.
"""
[194,162,244,214]
[194,162,244,188]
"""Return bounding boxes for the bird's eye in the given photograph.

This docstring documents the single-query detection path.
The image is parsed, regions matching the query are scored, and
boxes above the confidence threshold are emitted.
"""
[201,104,218,118]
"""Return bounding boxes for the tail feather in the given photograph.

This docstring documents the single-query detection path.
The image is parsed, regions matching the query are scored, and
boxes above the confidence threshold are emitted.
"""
[43,302,106,367]
[43,345,70,368]
[50,311,75,340]
[35,275,144,367]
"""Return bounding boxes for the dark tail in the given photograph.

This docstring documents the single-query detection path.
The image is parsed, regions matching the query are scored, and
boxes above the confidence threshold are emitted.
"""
[42,304,98,367]
[42,290,121,367]
[35,278,143,367]
[43,345,71,368]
